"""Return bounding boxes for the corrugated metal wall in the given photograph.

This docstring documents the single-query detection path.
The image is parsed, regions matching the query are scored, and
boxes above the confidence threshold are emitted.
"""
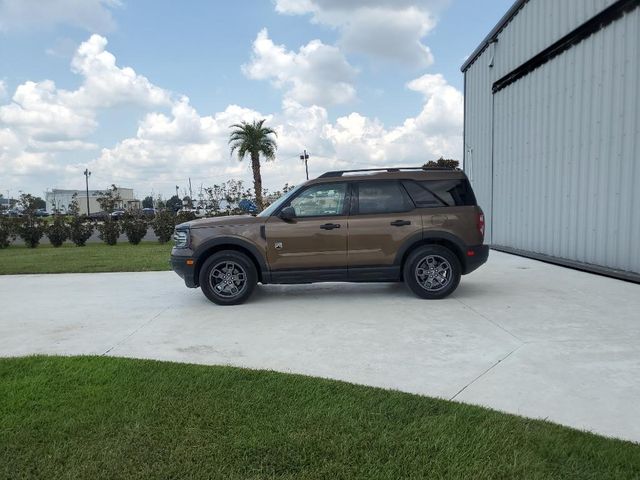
[464,0,640,276]
[463,47,495,240]
[494,0,619,78]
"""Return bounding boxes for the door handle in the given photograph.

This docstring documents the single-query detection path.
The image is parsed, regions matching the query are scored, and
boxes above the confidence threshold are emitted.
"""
[320,223,341,230]
[390,220,411,227]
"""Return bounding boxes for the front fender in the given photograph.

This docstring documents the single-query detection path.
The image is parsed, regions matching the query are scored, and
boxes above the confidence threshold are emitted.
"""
[193,236,270,283]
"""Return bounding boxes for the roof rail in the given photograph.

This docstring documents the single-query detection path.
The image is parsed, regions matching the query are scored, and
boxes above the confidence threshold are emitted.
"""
[318,166,458,178]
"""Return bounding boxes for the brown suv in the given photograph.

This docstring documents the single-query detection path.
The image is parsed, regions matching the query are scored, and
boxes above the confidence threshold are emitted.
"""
[171,167,488,305]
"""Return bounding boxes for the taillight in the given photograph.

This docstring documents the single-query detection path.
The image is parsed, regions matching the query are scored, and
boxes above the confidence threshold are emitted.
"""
[477,210,485,240]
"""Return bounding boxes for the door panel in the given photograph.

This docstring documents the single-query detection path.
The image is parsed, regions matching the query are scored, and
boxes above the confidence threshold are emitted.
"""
[347,180,423,268]
[347,213,422,267]
[265,182,349,274]
[265,216,348,270]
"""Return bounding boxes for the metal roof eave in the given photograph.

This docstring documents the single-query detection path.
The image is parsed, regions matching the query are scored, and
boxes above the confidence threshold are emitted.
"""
[460,0,528,72]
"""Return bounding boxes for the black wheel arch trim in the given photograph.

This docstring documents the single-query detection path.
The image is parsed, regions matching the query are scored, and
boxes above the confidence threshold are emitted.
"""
[193,237,269,283]
[394,230,468,272]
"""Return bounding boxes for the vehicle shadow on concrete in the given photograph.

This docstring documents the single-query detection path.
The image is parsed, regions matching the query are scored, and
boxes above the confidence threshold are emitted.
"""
[243,281,494,304]
[246,282,423,304]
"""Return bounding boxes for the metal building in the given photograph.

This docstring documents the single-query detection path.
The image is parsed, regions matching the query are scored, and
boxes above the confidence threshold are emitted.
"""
[461,0,640,281]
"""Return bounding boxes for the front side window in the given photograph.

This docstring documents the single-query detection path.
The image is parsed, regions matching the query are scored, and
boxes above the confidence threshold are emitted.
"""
[288,183,347,217]
[259,184,303,217]
[356,181,412,215]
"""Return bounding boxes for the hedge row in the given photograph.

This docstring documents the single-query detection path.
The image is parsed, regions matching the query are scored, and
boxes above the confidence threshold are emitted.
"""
[0,209,198,249]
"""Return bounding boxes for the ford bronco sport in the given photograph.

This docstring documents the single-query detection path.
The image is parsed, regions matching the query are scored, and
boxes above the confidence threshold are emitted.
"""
[171,167,488,305]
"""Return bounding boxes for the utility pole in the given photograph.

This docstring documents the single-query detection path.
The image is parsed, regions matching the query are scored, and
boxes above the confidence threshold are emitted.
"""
[175,185,179,198]
[188,177,193,201]
[300,150,310,180]
[83,168,91,216]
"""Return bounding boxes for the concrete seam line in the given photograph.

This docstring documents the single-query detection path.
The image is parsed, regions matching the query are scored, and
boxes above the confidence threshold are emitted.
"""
[455,297,525,343]
[448,344,524,401]
[101,306,170,356]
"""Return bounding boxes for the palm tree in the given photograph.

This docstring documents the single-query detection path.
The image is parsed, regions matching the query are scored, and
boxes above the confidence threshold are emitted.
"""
[228,119,277,211]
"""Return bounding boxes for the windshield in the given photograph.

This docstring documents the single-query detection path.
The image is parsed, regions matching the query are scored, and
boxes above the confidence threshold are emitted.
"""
[258,185,304,217]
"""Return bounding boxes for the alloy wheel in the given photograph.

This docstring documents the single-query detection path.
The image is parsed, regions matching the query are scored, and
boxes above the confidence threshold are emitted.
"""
[209,261,247,298]
[415,255,453,292]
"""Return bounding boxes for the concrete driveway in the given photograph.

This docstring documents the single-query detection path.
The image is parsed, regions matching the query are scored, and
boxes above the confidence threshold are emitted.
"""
[1,251,638,443]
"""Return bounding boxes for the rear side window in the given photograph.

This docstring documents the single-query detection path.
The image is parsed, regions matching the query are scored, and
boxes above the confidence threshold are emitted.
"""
[402,179,477,207]
[356,181,412,215]
[402,181,442,207]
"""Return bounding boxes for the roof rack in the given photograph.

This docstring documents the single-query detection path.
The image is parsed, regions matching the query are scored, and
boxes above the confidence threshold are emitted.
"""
[318,166,458,178]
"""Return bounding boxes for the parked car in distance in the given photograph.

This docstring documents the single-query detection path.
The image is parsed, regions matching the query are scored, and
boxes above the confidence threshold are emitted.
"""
[4,208,24,217]
[171,167,488,305]
[34,208,50,217]
[178,206,213,218]
[238,199,258,214]
[142,208,156,218]
[110,209,126,220]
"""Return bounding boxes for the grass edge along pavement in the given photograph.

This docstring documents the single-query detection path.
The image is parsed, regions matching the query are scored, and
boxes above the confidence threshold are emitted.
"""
[0,355,638,479]
[0,242,173,275]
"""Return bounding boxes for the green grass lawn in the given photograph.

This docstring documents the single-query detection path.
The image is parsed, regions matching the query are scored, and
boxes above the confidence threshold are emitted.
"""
[0,356,638,479]
[0,242,172,275]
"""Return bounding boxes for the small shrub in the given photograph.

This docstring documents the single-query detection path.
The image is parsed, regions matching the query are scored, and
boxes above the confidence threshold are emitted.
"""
[69,216,94,246]
[97,218,120,245]
[67,194,94,246]
[121,211,148,245]
[46,215,70,247]
[16,193,46,248]
[175,210,197,225]
[0,217,16,248]
[18,217,45,248]
[152,210,175,243]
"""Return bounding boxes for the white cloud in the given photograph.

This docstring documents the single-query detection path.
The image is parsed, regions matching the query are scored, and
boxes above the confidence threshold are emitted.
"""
[323,75,462,166]
[0,35,172,154]
[0,128,56,179]
[85,99,271,191]
[64,35,172,109]
[0,34,174,188]
[0,80,6,99]
[0,0,120,33]
[243,29,357,106]
[0,80,97,141]
[90,73,463,194]
[274,0,449,67]
[405,73,464,135]
[0,34,462,198]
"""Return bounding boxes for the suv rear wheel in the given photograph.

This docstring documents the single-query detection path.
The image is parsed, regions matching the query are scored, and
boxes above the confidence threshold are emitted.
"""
[199,250,257,305]
[404,245,461,299]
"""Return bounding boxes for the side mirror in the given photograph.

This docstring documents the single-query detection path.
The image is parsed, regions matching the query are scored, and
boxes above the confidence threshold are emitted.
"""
[279,206,296,221]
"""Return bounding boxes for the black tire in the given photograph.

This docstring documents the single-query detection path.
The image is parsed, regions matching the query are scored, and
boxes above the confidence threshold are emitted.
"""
[199,250,257,305]
[404,245,461,299]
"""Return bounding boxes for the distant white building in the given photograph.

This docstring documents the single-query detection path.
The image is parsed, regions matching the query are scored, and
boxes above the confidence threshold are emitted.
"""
[45,187,140,215]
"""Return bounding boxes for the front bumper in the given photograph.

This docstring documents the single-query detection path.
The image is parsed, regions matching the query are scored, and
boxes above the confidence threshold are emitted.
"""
[170,251,198,288]
[463,245,489,274]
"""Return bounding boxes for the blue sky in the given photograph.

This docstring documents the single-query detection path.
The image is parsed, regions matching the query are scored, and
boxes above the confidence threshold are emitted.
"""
[0,0,513,200]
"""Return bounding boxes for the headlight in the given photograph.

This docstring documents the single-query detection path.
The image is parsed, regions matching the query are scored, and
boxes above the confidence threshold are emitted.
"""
[173,228,190,248]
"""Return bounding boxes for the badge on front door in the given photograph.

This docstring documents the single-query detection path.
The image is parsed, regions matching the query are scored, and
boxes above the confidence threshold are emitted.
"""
[274,241,283,250]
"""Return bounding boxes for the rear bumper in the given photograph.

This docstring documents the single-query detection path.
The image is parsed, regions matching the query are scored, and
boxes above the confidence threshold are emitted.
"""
[170,253,198,288]
[463,245,489,274]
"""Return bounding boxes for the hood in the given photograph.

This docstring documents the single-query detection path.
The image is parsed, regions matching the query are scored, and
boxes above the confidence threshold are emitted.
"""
[178,215,265,229]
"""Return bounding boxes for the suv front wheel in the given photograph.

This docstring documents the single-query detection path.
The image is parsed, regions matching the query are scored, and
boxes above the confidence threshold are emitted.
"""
[404,245,461,299]
[199,250,257,305]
